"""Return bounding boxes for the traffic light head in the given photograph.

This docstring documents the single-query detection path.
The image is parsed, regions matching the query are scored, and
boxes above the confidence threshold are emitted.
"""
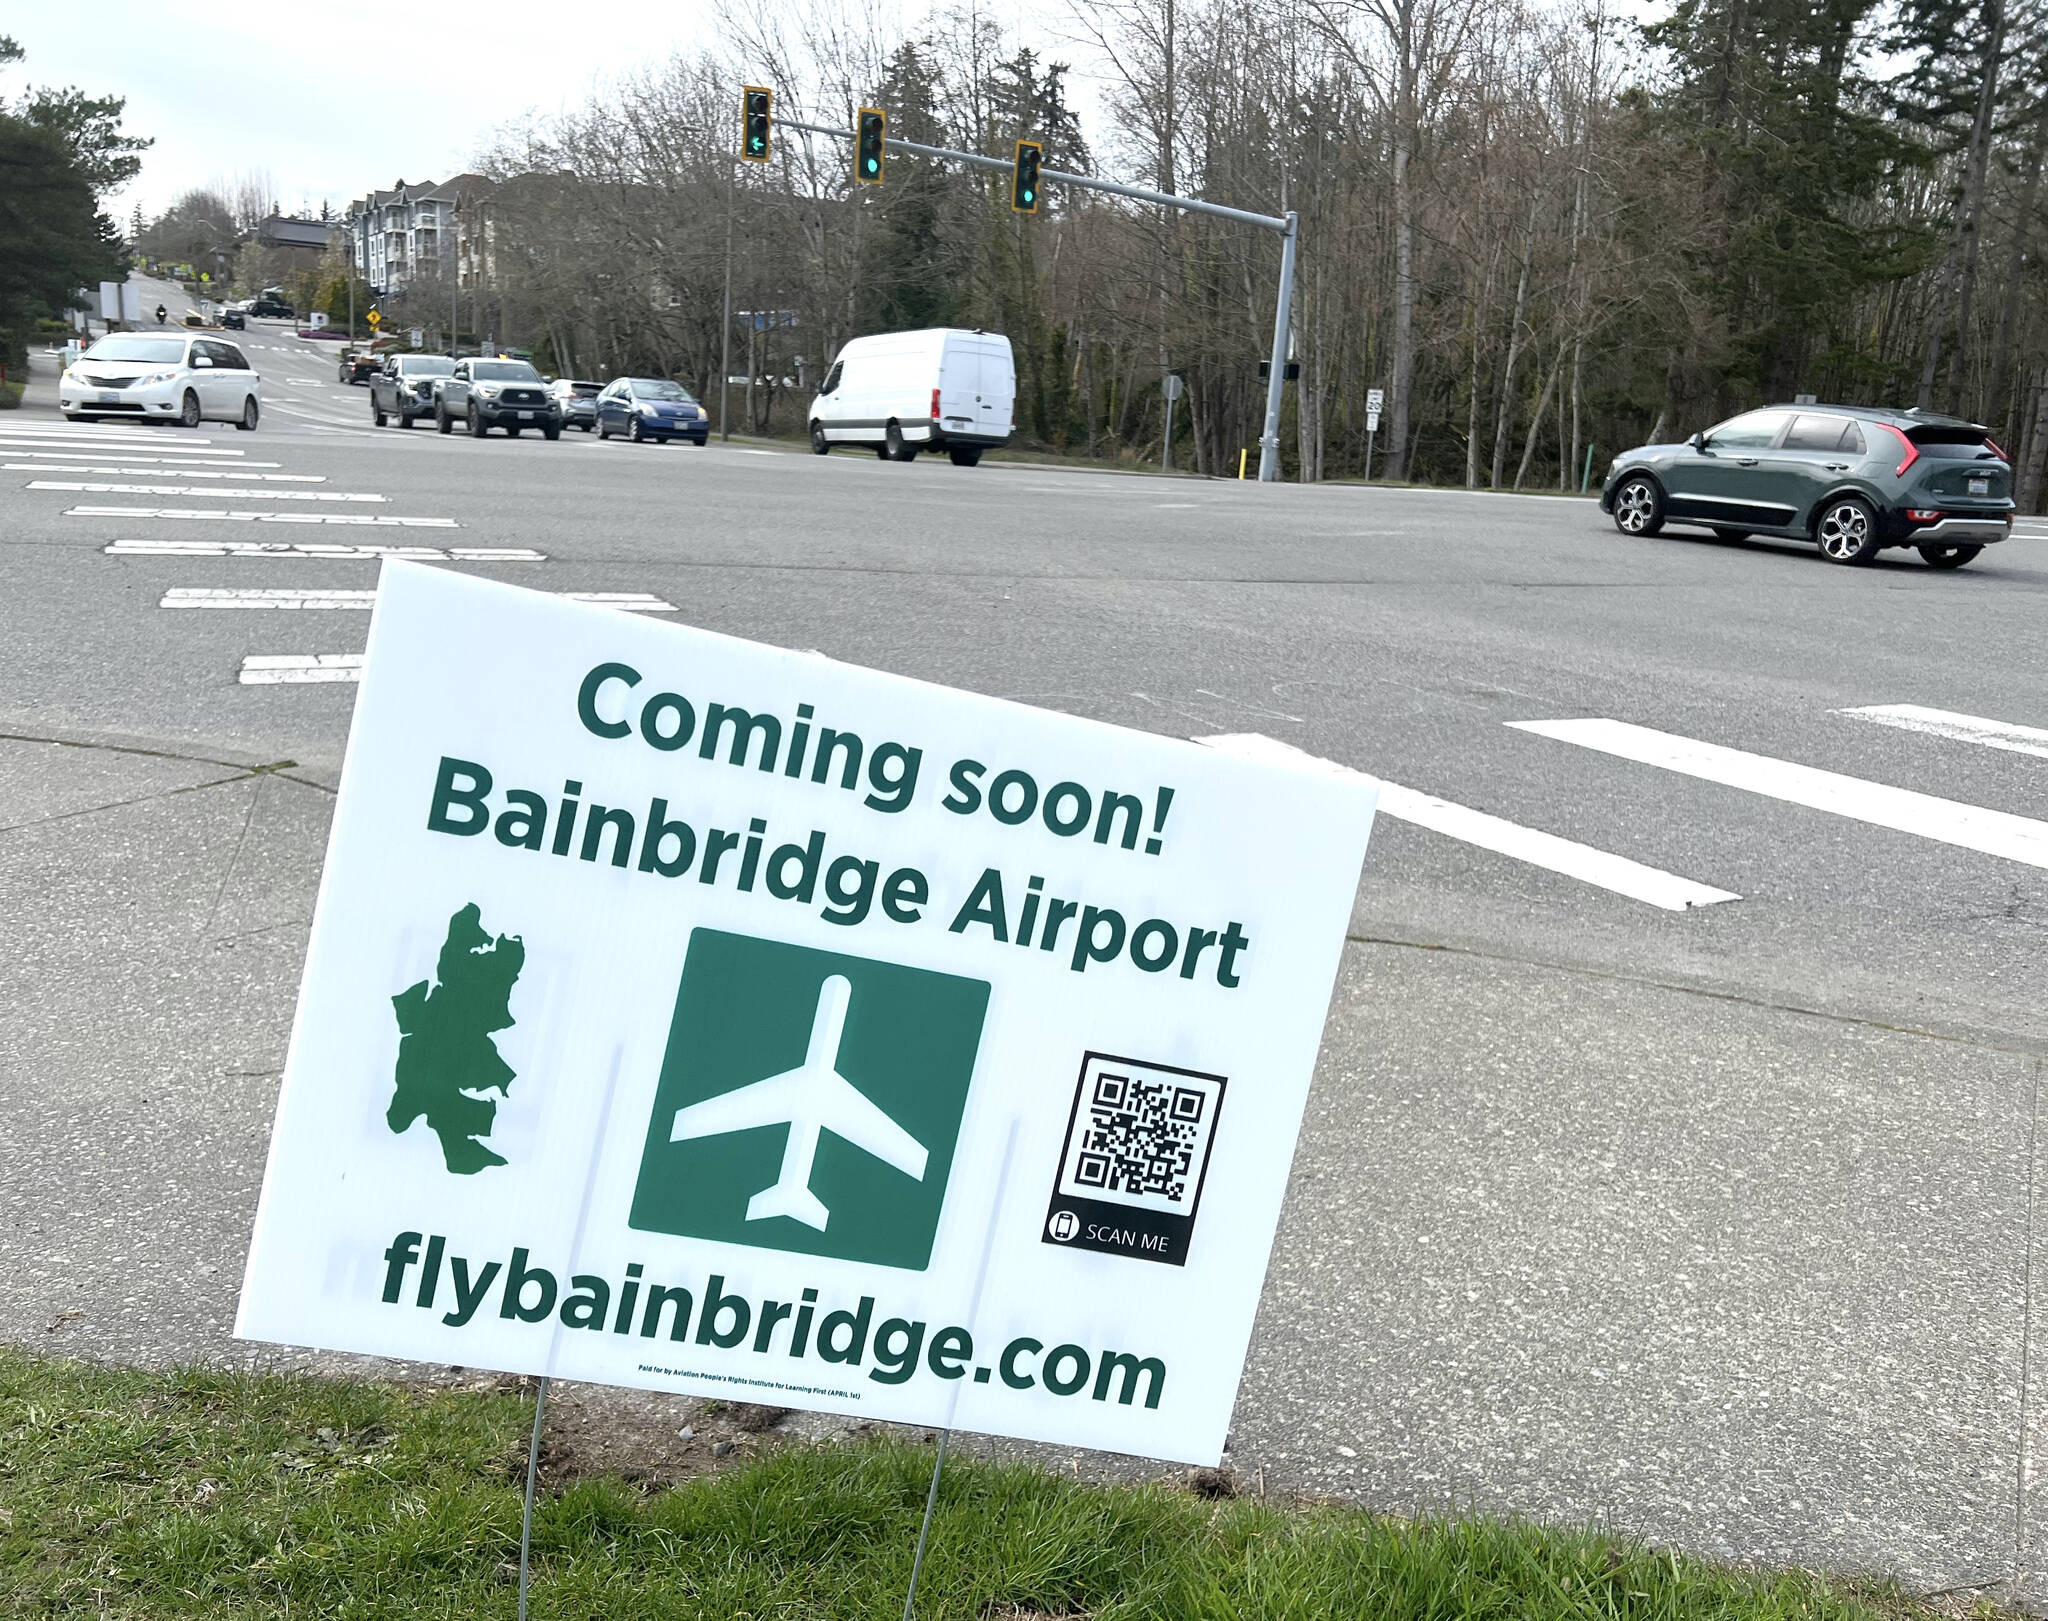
[856,107,886,184]
[1011,139,1043,214]
[742,86,772,162]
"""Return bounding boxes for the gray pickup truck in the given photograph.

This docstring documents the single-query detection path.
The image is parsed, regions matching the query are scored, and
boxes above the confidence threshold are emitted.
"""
[370,354,457,428]
[434,357,562,439]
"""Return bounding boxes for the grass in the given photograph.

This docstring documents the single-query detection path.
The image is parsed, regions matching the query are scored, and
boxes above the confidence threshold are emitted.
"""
[0,1348,1991,1620]
[0,380,24,410]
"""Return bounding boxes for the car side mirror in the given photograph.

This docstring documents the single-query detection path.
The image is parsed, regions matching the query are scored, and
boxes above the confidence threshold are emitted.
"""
[1688,431,1706,451]
[194,356,214,368]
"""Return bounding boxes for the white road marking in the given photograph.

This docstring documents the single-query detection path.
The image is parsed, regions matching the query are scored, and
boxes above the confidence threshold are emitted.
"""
[32,481,377,501]
[1193,731,1740,911]
[107,540,543,560]
[32,480,376,499]
[168,588,672,611]
[1836,703,2048,762]
[0,424,215,441]
[241,654,362,684]
[68,505,455,527]
[1510,716,2048,871]
[0,436,241,455]
[4,458,288,472]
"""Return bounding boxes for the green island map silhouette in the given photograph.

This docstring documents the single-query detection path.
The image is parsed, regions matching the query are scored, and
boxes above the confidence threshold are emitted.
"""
[388,903,526,1173]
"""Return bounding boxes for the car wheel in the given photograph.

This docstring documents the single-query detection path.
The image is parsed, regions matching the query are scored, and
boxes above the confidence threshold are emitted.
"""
[543,422,561,441]
[179,390,202,429]
[948,446,982,467]
[811,422,830,455]
[396,408,413,430]
[1610,474,1663,536]
[1815,496,1881,565]
[598,419,611,439]
[437,406,452,434]
[237,396,259,432]
[628,417,645,443]
[373,400,387,427]
[885,420,917,461]
[468,405,487,438]
[1919,543,1983,569]
[1711,527,1750,542]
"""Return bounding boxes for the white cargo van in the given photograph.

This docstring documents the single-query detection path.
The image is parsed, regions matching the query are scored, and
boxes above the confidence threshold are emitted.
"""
[808,328,1015,465]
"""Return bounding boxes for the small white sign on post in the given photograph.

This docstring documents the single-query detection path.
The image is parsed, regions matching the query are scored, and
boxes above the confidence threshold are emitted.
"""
[1365,388,1384,414]
[237,565,1378,1465]
[1366,413,1381,434]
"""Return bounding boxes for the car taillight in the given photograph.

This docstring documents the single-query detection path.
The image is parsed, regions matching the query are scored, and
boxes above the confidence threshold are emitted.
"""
[1986,437,2009,461]
[1908,509,1942,521]
[1877,422,1918,477]
[931,386,941,421]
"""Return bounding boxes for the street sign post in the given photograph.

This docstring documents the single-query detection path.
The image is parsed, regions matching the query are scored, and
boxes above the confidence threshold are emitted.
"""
[238,563,1378,1468]
[1162,373,1184,473]
[1365,389,1385,481]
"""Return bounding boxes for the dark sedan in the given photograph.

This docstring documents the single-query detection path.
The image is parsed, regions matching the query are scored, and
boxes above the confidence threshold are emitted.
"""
[596,377,710,444]
[1601,405,2014,567]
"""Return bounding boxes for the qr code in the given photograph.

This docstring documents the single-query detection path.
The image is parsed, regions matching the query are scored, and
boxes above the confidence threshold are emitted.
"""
[1056,1056,1225,1217]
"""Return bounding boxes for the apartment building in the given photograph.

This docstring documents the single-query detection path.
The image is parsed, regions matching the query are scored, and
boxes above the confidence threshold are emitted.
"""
[343,175,485,295]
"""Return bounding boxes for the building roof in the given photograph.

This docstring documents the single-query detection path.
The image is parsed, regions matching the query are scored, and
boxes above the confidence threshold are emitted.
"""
[259,216,337,250]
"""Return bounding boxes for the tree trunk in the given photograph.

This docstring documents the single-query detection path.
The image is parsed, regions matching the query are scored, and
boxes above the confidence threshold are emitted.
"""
[1921,0,2007,411]
[1514,342,1567,490]
[1491,198,1537,488]
[1987,113,2045,433]
[2019,369,2048,513]
[1384,34,1418,482]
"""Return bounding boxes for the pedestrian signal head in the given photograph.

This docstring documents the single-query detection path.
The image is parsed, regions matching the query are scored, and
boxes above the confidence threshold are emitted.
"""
[742,86,772,162]
[1011,139,1043,214]
[856,107,886,184]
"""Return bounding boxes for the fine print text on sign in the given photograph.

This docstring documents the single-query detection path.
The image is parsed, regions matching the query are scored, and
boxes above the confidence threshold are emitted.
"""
[237,562,1378,1465]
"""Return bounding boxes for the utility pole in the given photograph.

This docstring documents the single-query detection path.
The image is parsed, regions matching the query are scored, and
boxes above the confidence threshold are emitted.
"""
[721,160,735,441]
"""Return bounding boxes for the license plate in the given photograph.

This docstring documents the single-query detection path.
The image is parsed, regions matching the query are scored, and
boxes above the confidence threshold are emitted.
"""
[1969,477,1989,494]
[519,410,534,419]
[97,392,120,404]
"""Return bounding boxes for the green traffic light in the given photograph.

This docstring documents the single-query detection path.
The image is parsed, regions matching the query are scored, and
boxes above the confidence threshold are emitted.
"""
[866,158,878,172]
[1023,188,1034,202]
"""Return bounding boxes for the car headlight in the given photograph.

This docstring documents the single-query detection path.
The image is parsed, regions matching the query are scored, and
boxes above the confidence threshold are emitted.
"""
[476,384,501,397]
[137,369,179,386]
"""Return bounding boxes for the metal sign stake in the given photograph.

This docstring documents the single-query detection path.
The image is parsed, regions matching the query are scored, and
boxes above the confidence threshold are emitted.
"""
[518,1375,550,1621]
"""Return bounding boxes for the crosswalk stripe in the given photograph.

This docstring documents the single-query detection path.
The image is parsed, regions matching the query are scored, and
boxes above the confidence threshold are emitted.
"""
[1837,703,2048,761]
[0,437,243,456]
[1509,716,2048,870]
[1192,731,1740,911]
[241,654,361,684]
[68,505,455,527]
[5,461,298,475]
[106,539,544,560]
[33,481,379,501]
[0,424,214,440]
[170,588,673,611]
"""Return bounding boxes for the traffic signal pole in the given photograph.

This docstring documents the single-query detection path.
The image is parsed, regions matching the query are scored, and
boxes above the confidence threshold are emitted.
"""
[778,114,1299,482]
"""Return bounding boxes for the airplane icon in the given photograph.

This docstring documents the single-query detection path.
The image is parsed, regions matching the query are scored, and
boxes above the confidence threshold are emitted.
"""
[668,974,928,1232]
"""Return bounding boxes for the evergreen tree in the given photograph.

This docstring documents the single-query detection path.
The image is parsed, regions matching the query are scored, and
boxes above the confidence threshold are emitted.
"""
[1644,0,1928,411]
[855,43,963,333]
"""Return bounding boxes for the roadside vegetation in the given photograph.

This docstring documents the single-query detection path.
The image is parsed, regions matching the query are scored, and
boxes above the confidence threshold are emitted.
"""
[0,1348,1999,1619]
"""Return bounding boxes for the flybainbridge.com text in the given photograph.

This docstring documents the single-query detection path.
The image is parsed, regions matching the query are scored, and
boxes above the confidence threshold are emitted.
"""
[379,1232,1167,1409]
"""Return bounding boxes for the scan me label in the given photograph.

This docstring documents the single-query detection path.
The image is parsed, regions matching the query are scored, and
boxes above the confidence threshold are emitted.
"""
[1042,1053,1226,1267]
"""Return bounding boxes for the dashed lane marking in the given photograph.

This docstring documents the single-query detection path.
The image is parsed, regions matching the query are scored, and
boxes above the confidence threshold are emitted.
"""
[241,654,361,684]
[107,539,541,560]
[1509,715,2048,871]
[68,505,454,527]
[4,458,289,472]
[33,481,377,501]
[1193,731,1740,911]
[1836,703,2048,762]
[169,588,671,611]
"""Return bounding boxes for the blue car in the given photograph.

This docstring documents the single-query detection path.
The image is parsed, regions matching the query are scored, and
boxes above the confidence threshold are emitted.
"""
[596,377,710,444]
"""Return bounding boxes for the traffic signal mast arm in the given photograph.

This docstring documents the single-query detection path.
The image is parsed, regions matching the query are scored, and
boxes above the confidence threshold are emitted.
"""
[776,116,1286,230]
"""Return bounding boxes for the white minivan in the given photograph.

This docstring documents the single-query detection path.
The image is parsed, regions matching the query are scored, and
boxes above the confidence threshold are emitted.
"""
[808,328,1015,465]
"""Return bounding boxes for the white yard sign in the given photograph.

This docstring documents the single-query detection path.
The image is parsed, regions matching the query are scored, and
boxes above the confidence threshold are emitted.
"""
[238,562,1377,1464]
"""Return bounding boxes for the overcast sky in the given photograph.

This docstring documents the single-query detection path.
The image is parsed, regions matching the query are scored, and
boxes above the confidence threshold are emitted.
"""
[7,0,1095,224]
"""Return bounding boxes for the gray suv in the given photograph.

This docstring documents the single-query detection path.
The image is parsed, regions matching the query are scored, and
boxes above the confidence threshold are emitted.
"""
[435,357,562,439]
[371,354,457,429]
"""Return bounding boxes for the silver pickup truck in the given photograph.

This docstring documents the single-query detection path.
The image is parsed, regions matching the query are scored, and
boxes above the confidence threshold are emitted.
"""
[370,353,457,428]
[434,357,562,439]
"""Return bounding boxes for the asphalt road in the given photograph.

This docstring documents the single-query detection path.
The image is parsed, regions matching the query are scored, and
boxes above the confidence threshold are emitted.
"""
[5,315,2048,1595]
